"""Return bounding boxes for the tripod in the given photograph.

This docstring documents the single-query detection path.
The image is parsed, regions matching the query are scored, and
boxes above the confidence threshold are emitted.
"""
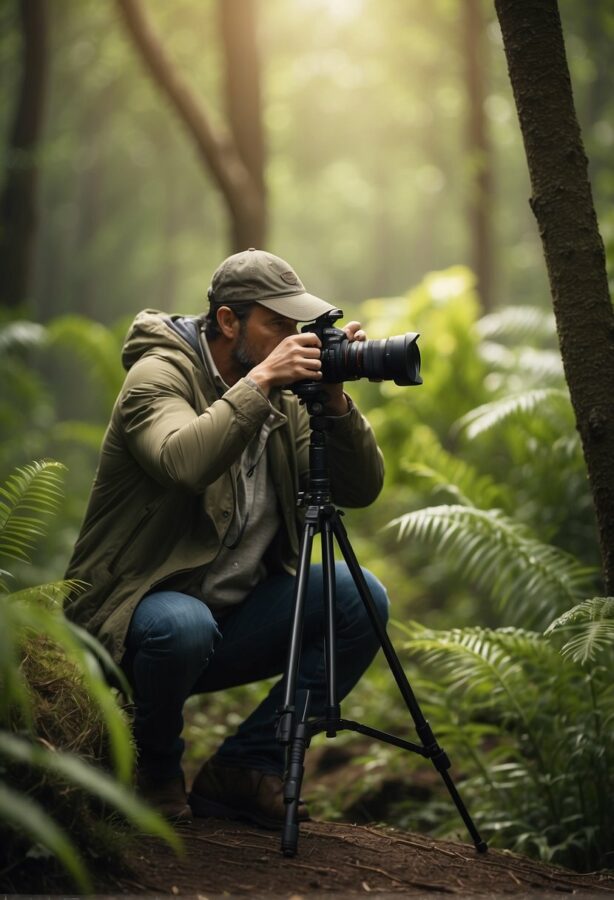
[275,386,487,857]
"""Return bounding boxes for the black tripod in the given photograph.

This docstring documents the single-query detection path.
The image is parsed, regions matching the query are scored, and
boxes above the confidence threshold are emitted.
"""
[275,386,487,857]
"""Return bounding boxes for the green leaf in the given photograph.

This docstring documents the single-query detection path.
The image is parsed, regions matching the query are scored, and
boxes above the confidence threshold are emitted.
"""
[546,598,614,663]
[455,389,572,440]
[0,461,66,564]
[10,602,135,782]
[401,431,511,510]
[390,505,595,627]
[0,732,180,852]
[0,780,91,891]
[475,306,556,344]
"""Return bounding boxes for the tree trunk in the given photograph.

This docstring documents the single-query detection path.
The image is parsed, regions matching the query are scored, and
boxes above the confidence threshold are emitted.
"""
[219,0,266,250]
[0,0,48,310]
[463,0,494,312]
[115,0,266,253]
[494,0,614,593]
[219,0,266,195]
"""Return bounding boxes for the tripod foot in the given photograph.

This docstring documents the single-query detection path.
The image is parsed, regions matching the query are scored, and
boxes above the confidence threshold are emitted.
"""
[476,840,488,854]
[281,822,298,857]
[280,690,311,857]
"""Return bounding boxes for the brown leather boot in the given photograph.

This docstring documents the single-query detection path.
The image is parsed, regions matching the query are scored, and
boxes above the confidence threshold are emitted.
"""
[136,770,193,822]
[188,757,310,830]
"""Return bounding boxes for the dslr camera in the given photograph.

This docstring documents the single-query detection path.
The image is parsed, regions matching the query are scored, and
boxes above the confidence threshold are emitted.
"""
[299,308,422,388]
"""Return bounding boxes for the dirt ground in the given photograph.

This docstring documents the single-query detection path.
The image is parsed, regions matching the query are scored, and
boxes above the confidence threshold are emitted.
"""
[81,817,614,898]
[6,745,614,896]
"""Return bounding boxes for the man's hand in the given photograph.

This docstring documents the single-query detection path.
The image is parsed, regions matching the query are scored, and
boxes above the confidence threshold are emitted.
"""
[249,332,323,394]
[323,321,366,416]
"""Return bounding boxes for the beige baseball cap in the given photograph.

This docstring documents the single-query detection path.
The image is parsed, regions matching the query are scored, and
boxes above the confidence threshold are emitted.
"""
[208,248,336,322]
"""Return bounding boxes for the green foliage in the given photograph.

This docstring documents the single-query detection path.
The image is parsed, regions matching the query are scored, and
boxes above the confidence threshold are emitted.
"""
[391,504,596,629]
[0,315,127,584]
[395,621,614,869]
[0,461,178,891]
[546,597,614,664]
[455,388,573,441]
[0,461,65,577]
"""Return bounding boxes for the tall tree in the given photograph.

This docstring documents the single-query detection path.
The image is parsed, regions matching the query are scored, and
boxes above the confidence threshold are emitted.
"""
[0,0,48,310]
[463,0,494,312]
[115,0,266,252]
[494,0,614,592]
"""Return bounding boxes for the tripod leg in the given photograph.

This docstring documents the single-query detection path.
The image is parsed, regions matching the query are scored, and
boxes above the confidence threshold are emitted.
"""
[332,512,487,853]
[276,509,318,746]
[282,690,311,857]
[322,518,340,735]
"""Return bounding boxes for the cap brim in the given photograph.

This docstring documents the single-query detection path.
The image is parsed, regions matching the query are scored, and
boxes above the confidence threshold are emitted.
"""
[257,293,336,322]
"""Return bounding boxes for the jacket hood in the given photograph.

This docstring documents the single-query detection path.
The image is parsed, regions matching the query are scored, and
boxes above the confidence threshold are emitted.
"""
[121,309,205,371]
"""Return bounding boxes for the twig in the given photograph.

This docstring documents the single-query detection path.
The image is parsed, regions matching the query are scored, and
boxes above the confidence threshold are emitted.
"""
[347,860,405,885]
[365,829,472,860]
[187,835,274,852]
[285,860,338,875]
[507,868,522,886]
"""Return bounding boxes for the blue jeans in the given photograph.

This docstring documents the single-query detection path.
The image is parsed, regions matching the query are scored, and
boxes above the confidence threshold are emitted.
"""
[124,563,389,779]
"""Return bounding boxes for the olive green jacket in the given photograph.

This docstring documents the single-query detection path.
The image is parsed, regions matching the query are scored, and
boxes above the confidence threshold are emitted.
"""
[65,309,384,664]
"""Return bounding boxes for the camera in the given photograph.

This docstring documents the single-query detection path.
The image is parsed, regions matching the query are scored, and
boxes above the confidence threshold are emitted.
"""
[300,308,422,387]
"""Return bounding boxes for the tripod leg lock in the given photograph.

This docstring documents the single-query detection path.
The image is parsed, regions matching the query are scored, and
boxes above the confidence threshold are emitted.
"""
[430,747,451,772]
[417,720,451,771]
[276,709,294,746]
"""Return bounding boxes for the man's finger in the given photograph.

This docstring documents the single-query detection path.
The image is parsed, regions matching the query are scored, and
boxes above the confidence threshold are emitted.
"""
[295,331,322,347]
[343,321,366,342]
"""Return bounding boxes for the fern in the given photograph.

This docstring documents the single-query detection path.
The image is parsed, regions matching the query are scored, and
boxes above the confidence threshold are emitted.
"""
[396,622,570,718]
[390,505,595,627]
[546,598,614,663]
[0,461,176,888]
[0,461,65,574]
[47,316,124,409]
[0,320,47,353]
[401,436,511,510]
[475,306,556,344]
[455,389,573,440]
[479,343,564,385]
[395,620,613,868]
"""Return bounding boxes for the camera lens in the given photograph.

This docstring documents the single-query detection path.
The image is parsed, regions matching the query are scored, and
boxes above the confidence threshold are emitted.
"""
[342,334,422,386]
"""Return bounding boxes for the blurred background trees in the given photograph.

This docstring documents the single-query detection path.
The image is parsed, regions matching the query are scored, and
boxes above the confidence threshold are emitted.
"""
[1,0,613,877]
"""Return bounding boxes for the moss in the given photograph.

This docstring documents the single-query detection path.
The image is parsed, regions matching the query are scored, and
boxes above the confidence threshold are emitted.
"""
[0,635,137,889]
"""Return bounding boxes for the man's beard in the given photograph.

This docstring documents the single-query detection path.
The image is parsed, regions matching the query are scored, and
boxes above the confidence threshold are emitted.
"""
[231,322,257,375]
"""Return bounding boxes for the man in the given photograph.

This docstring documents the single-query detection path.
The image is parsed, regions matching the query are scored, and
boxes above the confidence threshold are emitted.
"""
[65,248,389,825]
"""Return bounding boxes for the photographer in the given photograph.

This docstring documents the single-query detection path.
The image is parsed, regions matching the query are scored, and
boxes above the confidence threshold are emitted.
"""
[65,248,389,824]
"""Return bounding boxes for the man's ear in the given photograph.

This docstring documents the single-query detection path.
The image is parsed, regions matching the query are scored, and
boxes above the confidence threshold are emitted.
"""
[216,306,240,339]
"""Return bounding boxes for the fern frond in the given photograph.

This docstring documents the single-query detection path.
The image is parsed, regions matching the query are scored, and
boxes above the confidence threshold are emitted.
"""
[476,306,556,344]
[515,348,564,381]
[390,505,594,626]
[546,598,614,664]
[0,461,65,564]
[401,438,511,510]
[478,344,563,384]
[47,316,123,407]
[0,320,47,353]
[6,579,85,609]
[455,389,573,440]
[399,624,568,717]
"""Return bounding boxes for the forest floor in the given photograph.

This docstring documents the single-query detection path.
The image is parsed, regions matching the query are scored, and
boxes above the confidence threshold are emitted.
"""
[86,816,614,898]
[7,744,614,897]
